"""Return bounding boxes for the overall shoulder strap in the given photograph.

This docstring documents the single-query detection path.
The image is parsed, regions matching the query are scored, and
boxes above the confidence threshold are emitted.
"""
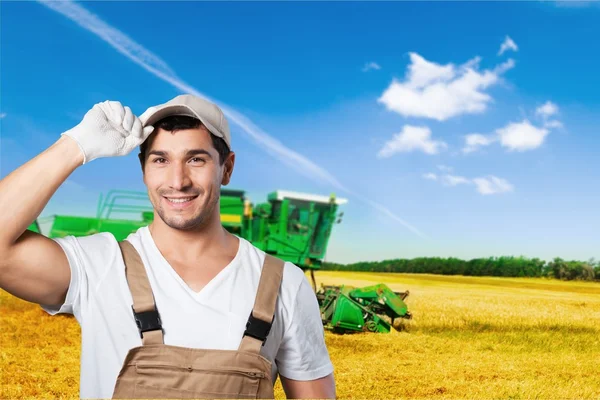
[238,253,285,354]
[118,240,163,345]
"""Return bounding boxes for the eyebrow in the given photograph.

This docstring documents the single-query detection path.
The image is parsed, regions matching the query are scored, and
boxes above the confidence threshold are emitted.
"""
[147,149,213,159]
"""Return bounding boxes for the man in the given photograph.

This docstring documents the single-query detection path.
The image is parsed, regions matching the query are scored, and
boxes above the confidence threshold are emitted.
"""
[0,95,336,399]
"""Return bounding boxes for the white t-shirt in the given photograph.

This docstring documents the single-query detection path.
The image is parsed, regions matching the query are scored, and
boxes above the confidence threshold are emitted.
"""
[41,226,333,399]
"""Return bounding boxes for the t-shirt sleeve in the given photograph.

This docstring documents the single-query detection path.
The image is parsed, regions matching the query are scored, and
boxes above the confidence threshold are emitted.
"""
[275,275,334,381]
[40,235,85,319]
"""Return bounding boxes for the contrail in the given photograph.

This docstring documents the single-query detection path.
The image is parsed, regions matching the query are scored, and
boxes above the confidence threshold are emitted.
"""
[37,0,427,239]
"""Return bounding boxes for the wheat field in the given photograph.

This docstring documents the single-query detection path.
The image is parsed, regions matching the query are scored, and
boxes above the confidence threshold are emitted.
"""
[2,271,599,399]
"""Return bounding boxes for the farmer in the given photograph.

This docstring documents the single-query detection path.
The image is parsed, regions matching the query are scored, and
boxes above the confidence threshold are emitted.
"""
[0,95,336,399]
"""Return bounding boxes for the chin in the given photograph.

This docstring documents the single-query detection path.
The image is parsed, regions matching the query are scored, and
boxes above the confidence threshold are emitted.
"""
[161,212,208,231]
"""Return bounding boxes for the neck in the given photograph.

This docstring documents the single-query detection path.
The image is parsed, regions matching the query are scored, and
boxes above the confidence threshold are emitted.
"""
[148,209,234,263]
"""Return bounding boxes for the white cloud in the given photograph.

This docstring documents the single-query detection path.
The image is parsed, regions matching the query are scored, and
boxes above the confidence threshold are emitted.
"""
[0,113,6,119]
[362,62,381,72]
[424,172,513,195]
[441,175,471,187]
[496,120,550,151]
[377,52,515,121]
[473,176,514,195]
[536,101,563,129]
[536,101,559,118]
[462,133,497,154]
[544,120,563,129]
[494,58,516,74]
[404,53,455,88]
[437,164,453,172]
[498,36,518,56]
[377,125,447,157]
[462,102,562,155]
[37,0,427,238]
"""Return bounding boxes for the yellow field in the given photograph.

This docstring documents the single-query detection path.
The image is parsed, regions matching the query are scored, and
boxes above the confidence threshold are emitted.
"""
[2,271,600,399]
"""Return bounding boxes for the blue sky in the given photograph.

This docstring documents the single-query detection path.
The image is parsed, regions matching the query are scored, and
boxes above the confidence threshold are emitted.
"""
[1,1,599,264]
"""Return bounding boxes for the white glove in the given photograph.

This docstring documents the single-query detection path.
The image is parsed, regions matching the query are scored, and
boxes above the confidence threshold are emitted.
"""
[61,101,154,164]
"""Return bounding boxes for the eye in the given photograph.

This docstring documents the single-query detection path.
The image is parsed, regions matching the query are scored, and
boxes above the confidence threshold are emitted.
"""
[190,157,206,163]
[152,157,166,164]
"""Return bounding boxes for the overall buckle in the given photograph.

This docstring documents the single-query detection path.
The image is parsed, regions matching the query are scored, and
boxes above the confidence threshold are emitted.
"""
[244,312,274,346]
[132,306,162,339]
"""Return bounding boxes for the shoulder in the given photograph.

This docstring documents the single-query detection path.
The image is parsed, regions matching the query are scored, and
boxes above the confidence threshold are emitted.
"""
[55,231,120,261]
[54,229,140,285]
[241,237,307,295]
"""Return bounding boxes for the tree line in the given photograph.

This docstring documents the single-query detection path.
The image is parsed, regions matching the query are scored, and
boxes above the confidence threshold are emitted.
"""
[321,256,600,281]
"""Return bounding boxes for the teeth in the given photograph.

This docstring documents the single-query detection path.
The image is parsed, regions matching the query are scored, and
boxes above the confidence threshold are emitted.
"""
[167,197,194,203]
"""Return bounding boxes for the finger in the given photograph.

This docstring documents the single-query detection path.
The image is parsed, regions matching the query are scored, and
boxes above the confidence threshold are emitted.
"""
[88,103,104,118]
[142,125,155,138]
[122,106,135,132]
[96,102,112,119]
[131,116,142,138]
[107,101,125,125]
[139,106,157,126]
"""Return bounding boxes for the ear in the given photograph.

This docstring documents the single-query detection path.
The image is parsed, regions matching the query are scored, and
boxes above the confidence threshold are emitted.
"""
[221,152,235,185]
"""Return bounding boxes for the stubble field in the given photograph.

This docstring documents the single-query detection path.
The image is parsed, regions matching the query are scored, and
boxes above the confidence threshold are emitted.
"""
[2,271,599,399]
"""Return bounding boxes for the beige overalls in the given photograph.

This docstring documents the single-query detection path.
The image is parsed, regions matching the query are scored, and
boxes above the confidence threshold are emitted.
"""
[111,240,284,399]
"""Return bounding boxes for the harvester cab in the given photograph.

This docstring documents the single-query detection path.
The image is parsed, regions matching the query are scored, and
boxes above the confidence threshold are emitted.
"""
[247,190,347,290]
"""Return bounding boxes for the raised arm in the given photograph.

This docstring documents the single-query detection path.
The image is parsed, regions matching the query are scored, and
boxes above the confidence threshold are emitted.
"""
[0,101,153,308]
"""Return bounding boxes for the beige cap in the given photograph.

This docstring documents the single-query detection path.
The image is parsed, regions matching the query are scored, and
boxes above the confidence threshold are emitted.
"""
[142,94,231,150]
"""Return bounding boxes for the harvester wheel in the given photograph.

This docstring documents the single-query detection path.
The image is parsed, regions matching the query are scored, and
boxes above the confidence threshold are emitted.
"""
[365,320,378,332]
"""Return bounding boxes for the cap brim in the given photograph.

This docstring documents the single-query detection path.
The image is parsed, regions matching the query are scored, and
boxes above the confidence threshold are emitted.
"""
[143,104,224,140]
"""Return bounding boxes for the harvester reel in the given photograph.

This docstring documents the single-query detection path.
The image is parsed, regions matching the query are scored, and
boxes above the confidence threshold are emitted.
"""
[365,320,378,332]
[316,283,411,334]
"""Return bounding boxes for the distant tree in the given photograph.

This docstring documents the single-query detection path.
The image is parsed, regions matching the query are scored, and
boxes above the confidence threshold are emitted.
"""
[321,254,597,282]
[581,263,595,281]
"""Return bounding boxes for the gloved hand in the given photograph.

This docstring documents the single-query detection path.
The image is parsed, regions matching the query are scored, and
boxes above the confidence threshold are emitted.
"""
[61,100,154,164]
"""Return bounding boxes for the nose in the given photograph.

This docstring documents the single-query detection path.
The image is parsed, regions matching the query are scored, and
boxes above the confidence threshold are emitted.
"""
[167,161,192,191]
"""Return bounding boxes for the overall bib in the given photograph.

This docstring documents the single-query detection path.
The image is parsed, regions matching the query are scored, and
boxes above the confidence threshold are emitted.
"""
[111,240,284,399]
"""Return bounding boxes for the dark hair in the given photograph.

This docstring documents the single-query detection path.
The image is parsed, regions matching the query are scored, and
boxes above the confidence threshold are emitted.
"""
[138,115,230,168]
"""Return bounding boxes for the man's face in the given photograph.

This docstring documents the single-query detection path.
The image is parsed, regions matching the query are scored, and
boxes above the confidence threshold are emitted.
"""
[142,125,233,231]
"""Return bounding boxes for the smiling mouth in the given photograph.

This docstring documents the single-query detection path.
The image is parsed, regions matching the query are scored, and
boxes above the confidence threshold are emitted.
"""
[163,195,199,205]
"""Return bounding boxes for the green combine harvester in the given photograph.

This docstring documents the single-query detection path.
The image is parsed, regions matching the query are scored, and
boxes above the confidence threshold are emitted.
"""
[317,284,412,333]
[27,188,411,333]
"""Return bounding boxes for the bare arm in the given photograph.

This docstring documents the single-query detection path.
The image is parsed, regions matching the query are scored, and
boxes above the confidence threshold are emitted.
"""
[0,135,84,306]
[0,101,153,308]
[280,373,336,399]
